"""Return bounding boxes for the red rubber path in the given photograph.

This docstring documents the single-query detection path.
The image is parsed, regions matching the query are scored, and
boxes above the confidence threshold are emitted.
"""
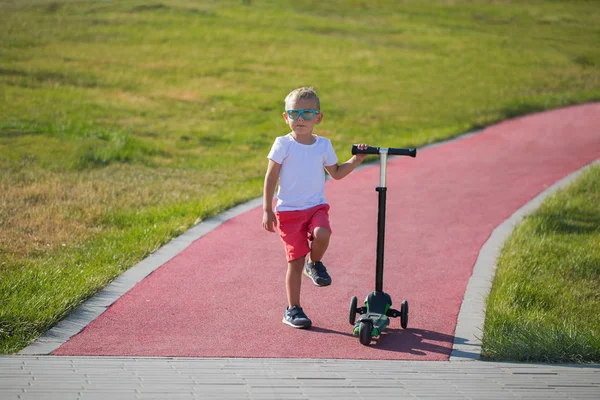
[54,104,600,360]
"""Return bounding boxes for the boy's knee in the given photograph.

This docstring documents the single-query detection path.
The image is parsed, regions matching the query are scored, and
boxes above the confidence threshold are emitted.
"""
[288,257,306,271]
[313,227,331,242]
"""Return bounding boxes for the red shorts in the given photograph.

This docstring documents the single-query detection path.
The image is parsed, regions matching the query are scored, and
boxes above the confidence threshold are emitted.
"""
[276,204,332,262]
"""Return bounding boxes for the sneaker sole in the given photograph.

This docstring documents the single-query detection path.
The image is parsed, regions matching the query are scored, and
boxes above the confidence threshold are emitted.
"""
[282,318,312,329]
[303,268,331,287]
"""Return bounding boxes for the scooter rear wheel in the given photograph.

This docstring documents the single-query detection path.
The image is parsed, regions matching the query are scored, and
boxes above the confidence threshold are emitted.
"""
[349,296,358,325]
[401,300,409,329]
[359,320,373,345]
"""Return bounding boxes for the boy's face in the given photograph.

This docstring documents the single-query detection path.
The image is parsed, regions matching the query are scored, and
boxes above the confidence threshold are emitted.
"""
[283,98,323,136]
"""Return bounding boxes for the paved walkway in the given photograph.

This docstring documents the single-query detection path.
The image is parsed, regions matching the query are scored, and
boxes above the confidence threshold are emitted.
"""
[2,104,600,398]
[1,356,599,399]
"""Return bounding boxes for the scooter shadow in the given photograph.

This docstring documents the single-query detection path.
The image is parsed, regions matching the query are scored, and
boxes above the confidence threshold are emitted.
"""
[307,325,470,358]
[369,328,463,356]
[308,326,466,358]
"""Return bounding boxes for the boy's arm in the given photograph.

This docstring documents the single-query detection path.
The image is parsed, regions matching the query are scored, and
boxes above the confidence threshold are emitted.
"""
[324,144,368,180]
[262,159,281,232]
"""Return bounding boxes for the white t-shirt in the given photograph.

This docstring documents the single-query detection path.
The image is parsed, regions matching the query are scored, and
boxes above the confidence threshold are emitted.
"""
[268,134,338,212]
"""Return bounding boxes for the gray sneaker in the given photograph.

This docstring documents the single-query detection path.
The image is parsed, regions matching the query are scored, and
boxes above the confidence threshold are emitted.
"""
[304,261,332,287]
[282,306,312,329]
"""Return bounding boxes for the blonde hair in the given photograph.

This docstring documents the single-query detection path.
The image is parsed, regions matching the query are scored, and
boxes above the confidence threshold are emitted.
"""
[284,87,320,111]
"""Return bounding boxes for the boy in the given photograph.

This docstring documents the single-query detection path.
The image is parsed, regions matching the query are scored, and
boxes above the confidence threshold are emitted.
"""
[262,87,368,329]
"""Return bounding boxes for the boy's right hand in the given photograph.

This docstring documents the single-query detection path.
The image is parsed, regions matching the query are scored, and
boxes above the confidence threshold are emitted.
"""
[262,210,277,232]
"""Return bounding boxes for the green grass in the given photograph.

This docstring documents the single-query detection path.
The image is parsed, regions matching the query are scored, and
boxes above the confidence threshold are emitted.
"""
[482,164,600,363]
[1,0,600,354]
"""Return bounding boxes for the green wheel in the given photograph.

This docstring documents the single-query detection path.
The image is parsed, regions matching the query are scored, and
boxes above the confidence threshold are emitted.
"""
[401,300,409,329]
[349,296,358,325]
[359,320,373,345]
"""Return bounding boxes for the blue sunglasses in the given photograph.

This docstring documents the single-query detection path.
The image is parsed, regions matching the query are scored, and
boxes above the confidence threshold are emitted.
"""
[286,109,320,121]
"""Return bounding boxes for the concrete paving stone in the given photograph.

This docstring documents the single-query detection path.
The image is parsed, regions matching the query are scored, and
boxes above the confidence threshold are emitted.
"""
[138,376,195,382]
[0,377,34,385]
[138,381,199,388]
[130,368,186,374]
[192,385,249,392]
[27,384,88,392]
[24,366,77,373]
[549,384,600,388]
[458,387,512,394]
[248,386,305,392]
[348,377,405,384]
[123,365,178,372]
[28,378,88,385]
[294,376,348,381]
[316,371,380,379]
[287,382,355,388]
[248,396,307,400]
[134,395,198,400]
[505,389,563,395]
[169,361,228,369]
[191,380,246,385]
[190,393,247,399]
[0,365,25,371]
[249,390,307,397]
[83,375,139,381]
[72,358,128,365]
[503,383,559,388]
[244,379,301,386]
[177,370,239,376]
[80,396,143,400]
[300,386,361,394]
[21,387,86,394]
[403,381,459,387]
[510,396,569,400]
[402,395,467,399]
[21,395,81,400]
[132,371,186,377]
[349,387,413,395]
[138,388,198,394]
[291,371,344,378]
[163,369,229,375]
[23,359,74,366]
[564,392,600,396]
[0,388,25,395]
[73,367,131,374]
[404,389,466,396]
[82,383,143,390]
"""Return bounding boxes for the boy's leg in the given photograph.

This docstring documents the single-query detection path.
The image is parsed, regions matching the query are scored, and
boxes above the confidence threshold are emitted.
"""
[283,256,312,329]
[308,227,331,263]
[304,205,333,287]
[286,256,305,308]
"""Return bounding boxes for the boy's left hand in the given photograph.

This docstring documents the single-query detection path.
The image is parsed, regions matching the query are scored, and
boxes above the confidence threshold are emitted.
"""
[354,143,369,162]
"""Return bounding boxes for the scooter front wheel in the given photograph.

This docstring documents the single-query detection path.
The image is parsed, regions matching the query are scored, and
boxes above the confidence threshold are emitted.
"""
[349,296,358,325]
[359,320,373,345]
[401,300,409,329]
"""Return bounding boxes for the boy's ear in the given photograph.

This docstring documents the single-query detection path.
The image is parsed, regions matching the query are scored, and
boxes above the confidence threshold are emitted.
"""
[315,112,324,124]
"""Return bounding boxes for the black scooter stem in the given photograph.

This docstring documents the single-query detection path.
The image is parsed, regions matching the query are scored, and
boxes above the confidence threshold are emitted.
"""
[351,145,417,292]
[375,186,387,292]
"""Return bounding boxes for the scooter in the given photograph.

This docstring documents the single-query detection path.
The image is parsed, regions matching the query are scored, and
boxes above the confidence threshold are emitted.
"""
[349,145,417,345]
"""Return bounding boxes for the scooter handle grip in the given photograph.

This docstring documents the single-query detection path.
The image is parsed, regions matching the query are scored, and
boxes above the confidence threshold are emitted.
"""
[352,145,417,158]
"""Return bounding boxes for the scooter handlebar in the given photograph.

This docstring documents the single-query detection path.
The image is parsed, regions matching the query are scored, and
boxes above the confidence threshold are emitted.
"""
[352,145,417,158]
